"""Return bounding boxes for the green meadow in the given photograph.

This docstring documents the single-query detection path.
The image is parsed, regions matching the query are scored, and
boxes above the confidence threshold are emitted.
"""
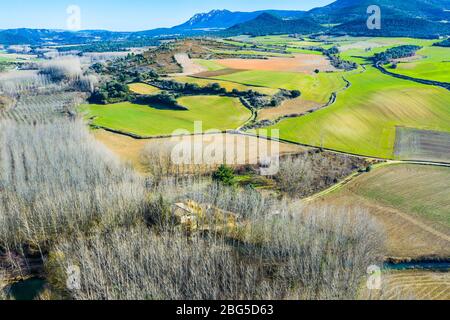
[286,48,322,55]
[263,66,450,158]
[242,35,319,47]
[211,49,292,57]
[128,83,161,95]
[173,76,279,95]
[0,56,14,63]
[388,46,450,83]
[336,37,436,65]
[81,95,251,137]
[210,70,347,104]
[193,59,224,71]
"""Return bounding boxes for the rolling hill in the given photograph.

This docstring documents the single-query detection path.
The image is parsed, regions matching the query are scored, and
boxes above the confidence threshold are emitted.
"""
[331,17,450,38]
[224,0,450,38]
[308,0,450,23]
[225,13,324,36]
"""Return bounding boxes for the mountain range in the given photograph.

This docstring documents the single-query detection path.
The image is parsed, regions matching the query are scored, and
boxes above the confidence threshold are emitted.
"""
[172,9,307,30]
[1,0,449,45]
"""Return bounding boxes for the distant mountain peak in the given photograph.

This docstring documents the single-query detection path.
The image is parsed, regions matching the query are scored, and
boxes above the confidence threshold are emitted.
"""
[185,9,231,26]
[173,9,306,31]
[177,9,235,29]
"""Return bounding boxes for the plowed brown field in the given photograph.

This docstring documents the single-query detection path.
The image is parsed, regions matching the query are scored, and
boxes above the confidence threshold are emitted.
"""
[215,54,336,74]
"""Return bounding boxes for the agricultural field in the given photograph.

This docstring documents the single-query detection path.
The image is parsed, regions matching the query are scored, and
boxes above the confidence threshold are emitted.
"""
[394,127,450,163]
[210,49,292,57]
[349,164,450,232]
[172,76,279,95]
[128,82,161,95]
[192,59,224,71]
[0,52,39,63]
[223,36,324,54]
[387,46,450,83]
[286,48,322,55]
[361,271,450,300]
[211,70,346,104]
[80,95,251,137]
[321,164,450,258]
[257,97,320,121]
[94,129,304,172]
[264,66,450,159]
[234,35,322,47]
[210,54,336,73]
[177,53,347,112]
[334,37,436,65]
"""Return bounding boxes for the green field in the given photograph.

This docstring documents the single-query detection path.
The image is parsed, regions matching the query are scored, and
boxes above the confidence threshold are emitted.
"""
[0,52,41,63]
[335,37,436,65]
[0,57,14,63]
[229,35,331,53]
[193,59,224,71]
[350,164,450,230]
[263,66,450,158]
[128,83,161,95]
[81,95,251,137]
[211,49,292,57]
[286,48,322,55]
[240,35,320,46]
[210,69,347,104]
[173,76,279,95]
[388,46,450,83]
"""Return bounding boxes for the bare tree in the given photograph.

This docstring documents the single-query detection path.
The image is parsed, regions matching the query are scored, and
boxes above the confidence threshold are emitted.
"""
[40,56,82,82]
[48,205,384,300]
[0,119,147,251]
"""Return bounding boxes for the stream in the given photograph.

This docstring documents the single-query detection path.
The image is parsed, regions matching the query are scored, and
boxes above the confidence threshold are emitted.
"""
[5,278,46,300]
[384,261,450,271]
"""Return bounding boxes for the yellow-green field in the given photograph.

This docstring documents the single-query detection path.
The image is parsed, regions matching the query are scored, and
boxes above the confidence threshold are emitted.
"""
[80,95,251,137]
[349,164,450,231]
[264,66,450,158]
[210,49,292,57]
[172,76,279,95]
[388,46,450,83]
[192,59,224,71]
[334,37,436,65]
[209,70,347,104]
[322,163,450,258]
[128,83,161,95]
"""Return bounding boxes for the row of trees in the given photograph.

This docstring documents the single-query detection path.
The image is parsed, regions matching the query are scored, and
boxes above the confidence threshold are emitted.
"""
[373,45,422,64]
[153,79,301,109]
[323,47,358,71]
[434,38,450,47]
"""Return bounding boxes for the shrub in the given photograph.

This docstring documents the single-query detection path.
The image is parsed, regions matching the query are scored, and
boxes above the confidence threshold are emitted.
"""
[134,92,179,107]
[89,81,131,104]
[291,90,301,98]
[213,165,235,186]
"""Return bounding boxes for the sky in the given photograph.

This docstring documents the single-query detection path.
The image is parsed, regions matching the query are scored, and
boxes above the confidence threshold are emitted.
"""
[0,0,334,31]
